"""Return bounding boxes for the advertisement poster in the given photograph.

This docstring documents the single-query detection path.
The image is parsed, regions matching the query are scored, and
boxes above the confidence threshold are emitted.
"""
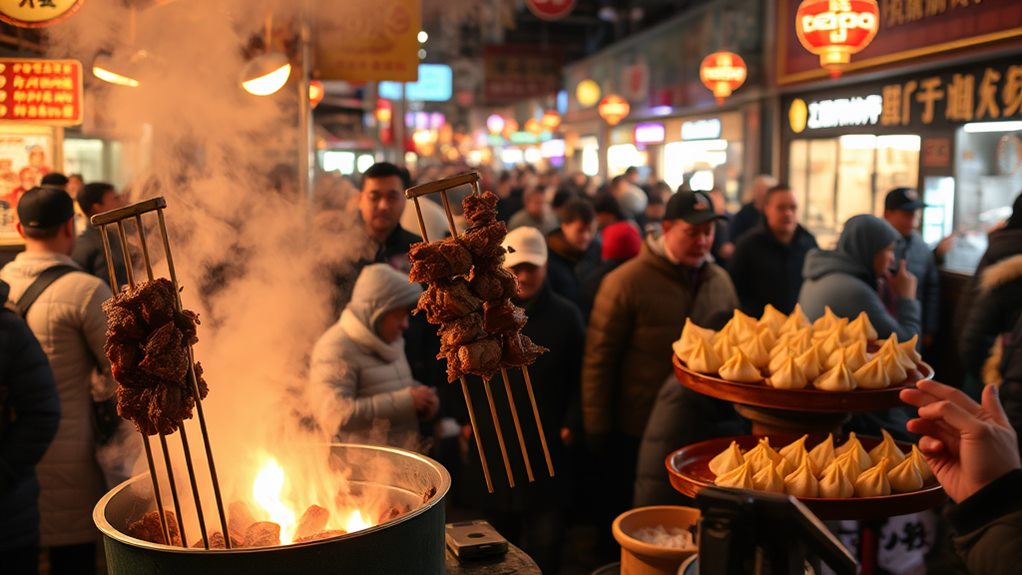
[0,125,55,245]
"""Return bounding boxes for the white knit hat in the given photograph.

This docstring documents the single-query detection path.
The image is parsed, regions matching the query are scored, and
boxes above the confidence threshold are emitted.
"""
[349,263,422,329]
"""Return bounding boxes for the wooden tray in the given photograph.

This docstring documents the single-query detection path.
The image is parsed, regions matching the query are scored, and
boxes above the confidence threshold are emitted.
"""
[666,434,946,521]
[673,355,934,413]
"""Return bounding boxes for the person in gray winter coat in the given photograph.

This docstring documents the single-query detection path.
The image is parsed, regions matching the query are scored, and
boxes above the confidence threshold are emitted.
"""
[799,214,921,340]
[310,264,438,449]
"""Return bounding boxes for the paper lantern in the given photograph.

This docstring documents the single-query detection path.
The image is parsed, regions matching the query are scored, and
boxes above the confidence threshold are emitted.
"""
[796,0,880,78]
[541,110,561,131]
[699,51,747,105]
[598,95,630,126]
[576,79,601,108]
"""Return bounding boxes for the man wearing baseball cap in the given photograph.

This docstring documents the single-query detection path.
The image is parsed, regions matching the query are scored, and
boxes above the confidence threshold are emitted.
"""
[1,186,115,572]
[582,190,738,549]
[883,187,940,350]
[458,226,583,574]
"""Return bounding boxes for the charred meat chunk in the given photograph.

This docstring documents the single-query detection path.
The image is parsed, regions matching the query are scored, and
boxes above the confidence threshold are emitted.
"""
[483,299,527,334]
[460,221,507,262]
[438,313,487,348]
[414,280,482,324]
[502,332,549,368]
[462,191,499,226]
[138,322,190,383]
[457,338,502,379]
[408,238,472,283]
[469,266,518,301]
[127,510,182,546]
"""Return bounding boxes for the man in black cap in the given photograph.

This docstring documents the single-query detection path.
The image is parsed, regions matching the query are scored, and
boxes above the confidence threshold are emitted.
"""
[0,186,115,574]
[71,182,128,287]
[883,187,940,349]
[582,190,738,556]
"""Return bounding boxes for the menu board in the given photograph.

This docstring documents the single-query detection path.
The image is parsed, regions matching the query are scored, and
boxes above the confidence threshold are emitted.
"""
[0,58,83,126]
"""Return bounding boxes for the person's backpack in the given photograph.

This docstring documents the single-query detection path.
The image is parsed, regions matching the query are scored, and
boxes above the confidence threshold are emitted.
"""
[11,265,120,445]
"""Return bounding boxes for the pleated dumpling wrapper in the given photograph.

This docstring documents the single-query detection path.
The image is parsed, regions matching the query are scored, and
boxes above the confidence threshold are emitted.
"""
[826,341,869,372]
[752,461,786,493]
[725,309,759,344]
[881,334,916,371]
[845,311,878,342]
[835,432,872,473]
[779,435,818,477]
[813,359,857,392]
[757,327,777,352]
[713,333,738,366]
[796,344,823,382]
[881,350,909,384]
[818,327,846,359]
[780,304,811,335]
[768,348,792,375]
[674,318,715,361]
[715,461,754,489]
[834,449,867,481]
[759,304,788,336]
[888,453,924,493]
[719,349,763,383]
[809,434,836,475]
[789,328,815,356]
[853,456,892,497]
[812,306,840,334]
[783,458,820,498]
[818,460,855,498]
[899,335,923,365]
[709,440,746,476]
[910,445,935,482]
[867,429,906,465]
[853,355,891,390]
[746,438,792,476]
[768,356,809,390]
[687,336,724,374]
[742,332,772,370]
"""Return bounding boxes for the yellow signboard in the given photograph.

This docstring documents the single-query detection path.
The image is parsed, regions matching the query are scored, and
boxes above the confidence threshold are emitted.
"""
[0,0,84,28]
[314,0,420,83]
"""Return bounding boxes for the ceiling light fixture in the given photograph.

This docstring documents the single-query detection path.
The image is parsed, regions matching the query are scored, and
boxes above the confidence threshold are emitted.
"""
[92,52,141,88]
[241,52,292,96]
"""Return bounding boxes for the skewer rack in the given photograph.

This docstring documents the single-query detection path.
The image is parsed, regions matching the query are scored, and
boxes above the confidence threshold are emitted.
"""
[93,197,230,549]
[405,172,554,493]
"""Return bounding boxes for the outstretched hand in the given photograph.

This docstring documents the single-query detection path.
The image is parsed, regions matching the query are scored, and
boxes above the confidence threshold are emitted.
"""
[900,380,1021,503]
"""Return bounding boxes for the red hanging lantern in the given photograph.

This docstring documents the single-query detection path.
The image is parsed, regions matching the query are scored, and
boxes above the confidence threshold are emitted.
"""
[597,95,630,126]
[795,0,880,78]
[699,51,748,105]
[541,110,561,132]
[308,80,325,109]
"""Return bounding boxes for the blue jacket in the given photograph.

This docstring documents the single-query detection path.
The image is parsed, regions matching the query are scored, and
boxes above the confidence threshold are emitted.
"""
[0,280,61,551]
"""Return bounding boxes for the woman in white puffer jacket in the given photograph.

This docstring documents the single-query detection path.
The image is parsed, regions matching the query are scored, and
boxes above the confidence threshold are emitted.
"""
[310,264,438,448]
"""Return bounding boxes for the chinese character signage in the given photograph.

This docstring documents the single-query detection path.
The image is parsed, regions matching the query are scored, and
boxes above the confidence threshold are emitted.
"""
[779,0,1022,84]
[313,0,419,82]
[0,0,84,28]
[483,45,562,104]
[0,59,83,126]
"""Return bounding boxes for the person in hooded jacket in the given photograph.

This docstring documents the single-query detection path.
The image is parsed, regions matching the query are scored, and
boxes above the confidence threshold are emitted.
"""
[956,193,1022,332]
[799,214,921,341]
[310,264,438,449]
[1,280,61,575]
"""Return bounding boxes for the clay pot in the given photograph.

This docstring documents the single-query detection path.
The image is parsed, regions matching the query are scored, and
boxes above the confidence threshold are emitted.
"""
[612,506,700,575]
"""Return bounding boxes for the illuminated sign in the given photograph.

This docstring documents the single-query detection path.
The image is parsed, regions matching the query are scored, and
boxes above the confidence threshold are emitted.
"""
[681,118,722,140]
[633,122,665,144]
[699,51,748,104]
[796,0,880,77]
[541,138,565,158]
[0,58,83,125]
[378,63,452,101]
[0,0,84,28]
[790,95,882,133]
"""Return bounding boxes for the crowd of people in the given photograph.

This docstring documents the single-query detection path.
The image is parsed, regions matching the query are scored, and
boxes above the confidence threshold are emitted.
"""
[2,162,1022,574]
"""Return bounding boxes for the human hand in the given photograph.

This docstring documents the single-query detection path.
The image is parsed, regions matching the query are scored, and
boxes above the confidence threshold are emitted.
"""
[891,259,918,299]
[899,380,1021,503]
[410,385,439,421]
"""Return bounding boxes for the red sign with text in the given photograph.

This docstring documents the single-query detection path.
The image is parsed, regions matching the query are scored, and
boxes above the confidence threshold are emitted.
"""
[526,0,575,21]
[0,58,82,125]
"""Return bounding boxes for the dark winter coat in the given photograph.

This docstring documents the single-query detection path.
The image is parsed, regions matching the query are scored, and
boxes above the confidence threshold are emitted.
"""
[70,223,128,289]
[578,258,628,322]
[728,202,762,244]
[896,231,940,337]
[0,280,61,551]
[546,228,601,308]
[955,228,1022,332]
[729,224,818,316]
[947,469,1022,575]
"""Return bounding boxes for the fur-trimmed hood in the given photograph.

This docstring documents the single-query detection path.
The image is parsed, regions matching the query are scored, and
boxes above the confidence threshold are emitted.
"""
[981,254,1022,292]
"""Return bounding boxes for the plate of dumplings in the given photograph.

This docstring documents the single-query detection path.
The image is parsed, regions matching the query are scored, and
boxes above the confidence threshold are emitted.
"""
[672,305,933,412]
[666,432,946,520]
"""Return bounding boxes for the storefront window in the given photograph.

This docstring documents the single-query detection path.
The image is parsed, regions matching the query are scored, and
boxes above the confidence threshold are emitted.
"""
[607,143,646,178]
[662,139,735,193]
[579,137,599,177]
[64,138,105,182]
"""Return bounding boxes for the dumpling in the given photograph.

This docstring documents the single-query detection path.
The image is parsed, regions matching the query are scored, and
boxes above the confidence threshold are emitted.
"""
[808,434,835,475]
[818,328,846,359]
[759,304,787,335]
[881,350,909,385]
[888,454,924,493]
[845,311,878,342]
[910,445,934,482]
[828,341,869,372]
[709,440,746,476]
[795,344,823,381]
[867,429,906,465]
[813,360,857,392]
[719,350,763,383]
[757,326,777,351]
[715,461,754,489]
[853,355,890,390]
[752,461,786,493]
[812,306,840,334]
[767,356,809,390]
[746,438,791,476]
[789,328,814,356]
[780,304,810,334]
[818,460,855,498]
[783,459,820,498]
[779,435,818,477]
[853,457,892,497]
[768,348,793,374]
[834,449,866,480]
[687,337,724,374]
[899,335,923,366]
[741,333,772,370]
[713,333,738,366]
[835,432,872,472]
[880,334,915,371]
[724,310,759,344]
[674,318,715,361]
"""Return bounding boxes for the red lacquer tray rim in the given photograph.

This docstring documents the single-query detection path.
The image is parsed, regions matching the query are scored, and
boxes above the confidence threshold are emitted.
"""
[665,434,947,521]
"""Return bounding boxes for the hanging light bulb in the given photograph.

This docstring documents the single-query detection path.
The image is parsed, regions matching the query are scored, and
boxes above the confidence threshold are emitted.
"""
[241,52,291,96]
[92,52,140,88]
